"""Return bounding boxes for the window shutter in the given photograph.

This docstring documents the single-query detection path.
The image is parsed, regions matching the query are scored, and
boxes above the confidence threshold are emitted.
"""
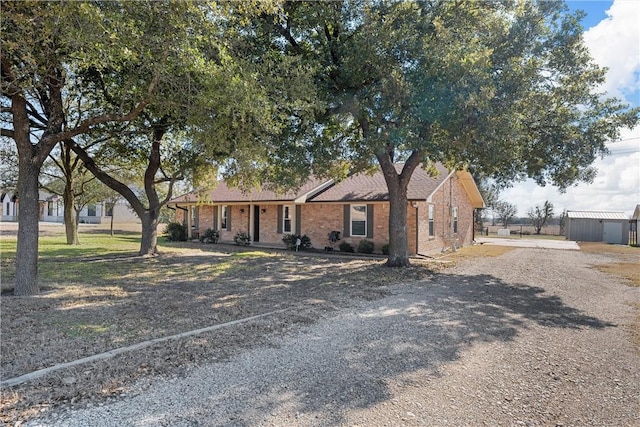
[343,204,350,237]
[366,204,374,238]
[277,205,283,234]
[295,205,301,235]
[213,206,218,231]
[227,207,231,231]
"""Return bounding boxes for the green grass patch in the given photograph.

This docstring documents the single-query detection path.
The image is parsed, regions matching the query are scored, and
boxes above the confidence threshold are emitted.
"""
[1,234,141,259]
[62,323,111,338]
[0,230,277,287]
[1,233,144,285]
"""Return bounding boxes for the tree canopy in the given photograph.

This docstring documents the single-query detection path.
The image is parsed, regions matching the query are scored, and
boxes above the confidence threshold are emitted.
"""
[3,0,639,295]
[2,1,159,295]
[1,0,317,294]
[249,0,638,265]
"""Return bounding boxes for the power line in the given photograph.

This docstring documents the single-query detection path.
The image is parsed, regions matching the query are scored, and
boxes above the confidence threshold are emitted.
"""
[608,136,640,143]
[608,149,639,155]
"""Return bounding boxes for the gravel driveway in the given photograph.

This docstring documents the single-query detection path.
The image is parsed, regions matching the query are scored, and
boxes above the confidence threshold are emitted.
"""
[28,248,639,426]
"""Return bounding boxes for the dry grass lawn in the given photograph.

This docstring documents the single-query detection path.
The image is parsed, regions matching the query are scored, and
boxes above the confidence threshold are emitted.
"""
[0,223,635,425]
[579,242,639,287]
[1,224,450,424]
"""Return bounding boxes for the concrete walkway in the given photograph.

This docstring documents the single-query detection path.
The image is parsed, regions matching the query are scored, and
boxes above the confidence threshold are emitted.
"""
[476,237,580,250]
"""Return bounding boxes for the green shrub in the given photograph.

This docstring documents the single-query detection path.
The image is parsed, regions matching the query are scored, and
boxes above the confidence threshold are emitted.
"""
[339,241,354,253]
[164,222,187,241]
[357,239,374,254]
[199,228,220,244]
[233,231,251,245]
[381,243,389,255]
[282,234,312,250]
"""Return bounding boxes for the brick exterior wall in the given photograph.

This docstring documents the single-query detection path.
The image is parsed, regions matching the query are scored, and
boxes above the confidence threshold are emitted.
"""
[300,203,393,252]
[219,205,251,242]
[195,205,215,233]
[174,174,477,253]
[255,204,279,244]
[417,174,475,254]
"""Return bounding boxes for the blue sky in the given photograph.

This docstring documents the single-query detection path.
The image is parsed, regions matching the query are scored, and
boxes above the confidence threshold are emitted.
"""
[501,0,640,217]
[566,0,612,29]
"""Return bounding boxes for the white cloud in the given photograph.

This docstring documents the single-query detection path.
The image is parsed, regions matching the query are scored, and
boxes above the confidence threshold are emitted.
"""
[583,0,640,99]
[498,1,640,218]
[500,126,639,217]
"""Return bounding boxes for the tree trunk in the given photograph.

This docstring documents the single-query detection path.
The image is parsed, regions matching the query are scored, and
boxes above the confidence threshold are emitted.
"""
[67,120,174,256]
[375,150,422,268]
[139,210,159,255]
[386,182,410,267]
[15,157,41,296]
[63,184,79,245]
[110,207,114,236]
[10,84,58,296]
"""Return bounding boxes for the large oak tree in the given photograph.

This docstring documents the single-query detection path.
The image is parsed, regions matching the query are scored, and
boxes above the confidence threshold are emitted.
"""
[66,1,291,256]
[1,0,302,294]
[1,2,157,295]
[253,0,638,266]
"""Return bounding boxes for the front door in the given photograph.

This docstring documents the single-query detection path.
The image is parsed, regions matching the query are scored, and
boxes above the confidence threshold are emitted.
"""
[253,205,260,242]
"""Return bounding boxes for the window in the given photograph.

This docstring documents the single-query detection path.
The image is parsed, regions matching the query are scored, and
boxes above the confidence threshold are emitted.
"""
[106,203,114,216]
[220,205,228,230]
[87,204,96,217]
[283,205,292,233]
[47,201,53,217]
[350,205,367,236]
[428,204,435,237]
[452,207,458,234]
[5,202,9,215]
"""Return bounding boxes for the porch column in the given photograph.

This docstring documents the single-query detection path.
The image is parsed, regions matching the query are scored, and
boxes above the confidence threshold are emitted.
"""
[187,206,192,239]
[249,204,254,240]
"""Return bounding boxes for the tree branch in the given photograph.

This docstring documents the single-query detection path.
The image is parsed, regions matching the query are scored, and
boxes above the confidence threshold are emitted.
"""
[1,128,14,138]
[39,183,61,196]
[47,149,65,173]
[25,99,48,127]
[68,138,146,218]
[40,71,160,147]
[160,176,181,206]
[399,149,423,187]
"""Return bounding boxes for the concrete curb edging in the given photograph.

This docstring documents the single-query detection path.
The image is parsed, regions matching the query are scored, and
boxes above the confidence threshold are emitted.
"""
[1,309,289,388]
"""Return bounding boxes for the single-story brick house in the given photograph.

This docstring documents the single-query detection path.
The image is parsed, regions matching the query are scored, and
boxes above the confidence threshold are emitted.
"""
[167,163,485,255]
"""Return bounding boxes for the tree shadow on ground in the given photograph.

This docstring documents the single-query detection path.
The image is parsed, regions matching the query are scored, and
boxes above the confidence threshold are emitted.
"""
[141,272,614,426]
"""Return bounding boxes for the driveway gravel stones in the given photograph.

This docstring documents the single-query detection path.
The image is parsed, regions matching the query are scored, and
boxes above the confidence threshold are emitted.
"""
[26,248,640,426]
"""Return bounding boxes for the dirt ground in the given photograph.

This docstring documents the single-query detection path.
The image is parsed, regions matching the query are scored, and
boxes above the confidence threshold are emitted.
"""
[0,224,442,424]
[1,222,637,425]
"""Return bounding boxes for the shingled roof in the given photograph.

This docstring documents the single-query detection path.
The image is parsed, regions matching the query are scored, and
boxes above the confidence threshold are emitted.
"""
[168,163,485,207]
[168,176,332,204]
[308,163,451,202]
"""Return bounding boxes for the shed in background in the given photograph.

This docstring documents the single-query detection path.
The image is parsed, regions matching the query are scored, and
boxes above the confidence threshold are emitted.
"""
[565,211,630,245]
